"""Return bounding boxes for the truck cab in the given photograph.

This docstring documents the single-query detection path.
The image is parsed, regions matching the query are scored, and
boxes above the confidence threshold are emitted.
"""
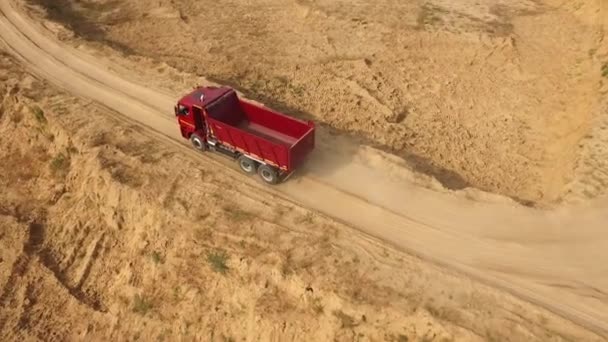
[174,86,231,142]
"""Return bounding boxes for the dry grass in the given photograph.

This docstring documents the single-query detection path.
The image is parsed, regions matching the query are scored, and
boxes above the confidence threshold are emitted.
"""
[311,297,324,315]
[416,3,446,28]
[49,152,69,175]
[424,302,463,323]
[30,105,46,124]
[388,334,410,342]
[281,250,294,277]
[296,212,314,224]
[132,294,153,315]
[333,310,357,329]
[97,152,144,187]
[150,251,165,264]
[222,205,253,222]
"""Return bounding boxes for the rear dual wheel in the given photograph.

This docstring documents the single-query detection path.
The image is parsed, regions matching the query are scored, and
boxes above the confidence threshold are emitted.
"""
[257,164,279,184]
[237,155,257,174]
[236,156,279,184]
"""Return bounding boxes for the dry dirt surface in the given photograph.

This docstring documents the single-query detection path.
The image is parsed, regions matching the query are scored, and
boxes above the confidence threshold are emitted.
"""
[25,0,607,206]
[2,0,608,340]
[1,52,603,342]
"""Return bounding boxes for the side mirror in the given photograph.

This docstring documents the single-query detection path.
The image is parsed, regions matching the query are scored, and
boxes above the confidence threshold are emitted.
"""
[175,105,189,116]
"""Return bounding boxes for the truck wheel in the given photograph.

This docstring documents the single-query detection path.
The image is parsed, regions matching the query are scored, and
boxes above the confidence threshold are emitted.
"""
[257,164,279,184]
[190,133,206,152]
[237,155,257,174]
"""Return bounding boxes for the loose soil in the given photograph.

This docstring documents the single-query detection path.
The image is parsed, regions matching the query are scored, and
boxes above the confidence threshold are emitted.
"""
[3,0,608,341]
[23,0,608,206]
[0,50,603,341]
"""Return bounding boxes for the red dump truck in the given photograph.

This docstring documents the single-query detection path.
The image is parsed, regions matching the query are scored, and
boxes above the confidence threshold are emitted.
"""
[174,86,315,184]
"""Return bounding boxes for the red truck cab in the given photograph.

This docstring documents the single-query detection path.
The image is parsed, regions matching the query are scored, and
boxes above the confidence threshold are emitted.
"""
[174,86,315,184]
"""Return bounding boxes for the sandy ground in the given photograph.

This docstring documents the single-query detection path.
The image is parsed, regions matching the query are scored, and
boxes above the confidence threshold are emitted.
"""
[26,0,607,206]
[2,53,603,341]
[2,0,608,340]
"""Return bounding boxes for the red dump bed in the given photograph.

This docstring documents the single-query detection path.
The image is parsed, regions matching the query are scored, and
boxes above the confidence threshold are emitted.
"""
[204,89,315,171]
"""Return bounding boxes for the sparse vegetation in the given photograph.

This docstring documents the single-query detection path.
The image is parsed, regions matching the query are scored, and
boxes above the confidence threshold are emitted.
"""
[222,335,236,342]
[222,205,253,222]
[296,212,314,224]
[31,105,46,124]
[273,205,287,219]
[207,249,229,274]
[132,294,153,315]
[182,320,192,335]
[172,286,181,302]
[151,251,165,264]
[281,250,294,277]
[485,328,502,342]
[157,328,171,341]
[424,303,462,323]
[50,153,69,174]
[389,334,409,342]
[588,48,597,57]
[601,62,608,78]
[10,110,24,123]
[90,132,109,147]
[98,152,144,187]
[333,310,357,329]
[312,297,324,315]
[417,3,445,28]
[421,333,438,342]
[284,78,305,96]
[194,227,214,241]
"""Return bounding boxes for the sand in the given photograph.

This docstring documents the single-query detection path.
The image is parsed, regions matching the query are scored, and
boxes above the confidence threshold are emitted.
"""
[1,0,608,340]
[2,53,601,341]
[28,0,606,206]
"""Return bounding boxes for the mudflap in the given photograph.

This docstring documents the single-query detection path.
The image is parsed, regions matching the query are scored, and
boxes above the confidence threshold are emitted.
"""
[281,170,296,183]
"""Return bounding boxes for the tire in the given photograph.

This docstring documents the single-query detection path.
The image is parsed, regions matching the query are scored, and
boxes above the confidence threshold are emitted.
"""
[257,164,279,184]
[237,155,257,174]
[190,133,206,152]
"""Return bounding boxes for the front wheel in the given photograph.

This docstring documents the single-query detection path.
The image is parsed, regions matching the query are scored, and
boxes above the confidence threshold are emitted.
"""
[257,164,279,184]
[190,133,206,152]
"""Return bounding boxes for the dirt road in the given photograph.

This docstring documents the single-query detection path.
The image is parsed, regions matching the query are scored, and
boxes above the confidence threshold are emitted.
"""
[1,0,608,337]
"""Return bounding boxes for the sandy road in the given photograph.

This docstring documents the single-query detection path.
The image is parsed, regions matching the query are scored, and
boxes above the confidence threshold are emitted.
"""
[1,1,608,337]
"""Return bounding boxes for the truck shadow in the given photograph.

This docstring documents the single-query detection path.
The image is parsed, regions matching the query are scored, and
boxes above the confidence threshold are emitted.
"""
[215,79,470,191]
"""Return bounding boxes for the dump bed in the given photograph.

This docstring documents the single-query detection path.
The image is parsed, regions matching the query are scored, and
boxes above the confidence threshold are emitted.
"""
[204,90,315,171]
